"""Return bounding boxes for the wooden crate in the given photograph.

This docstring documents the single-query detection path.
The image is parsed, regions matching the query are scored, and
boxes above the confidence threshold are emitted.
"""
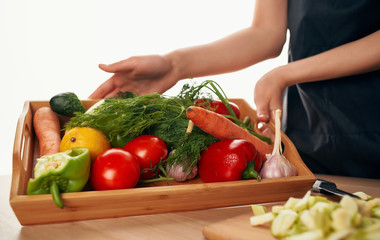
[10,99,315,225]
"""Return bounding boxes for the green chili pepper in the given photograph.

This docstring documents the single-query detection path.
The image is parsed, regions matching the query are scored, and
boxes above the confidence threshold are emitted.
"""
[242,161,261,182]
[27,147,91,208]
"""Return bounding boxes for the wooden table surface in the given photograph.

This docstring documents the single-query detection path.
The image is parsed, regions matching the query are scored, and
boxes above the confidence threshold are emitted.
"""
[1,174,379,240]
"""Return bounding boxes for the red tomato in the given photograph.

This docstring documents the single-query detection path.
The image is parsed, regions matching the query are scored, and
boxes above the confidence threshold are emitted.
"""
[123,135,168,180]
[91,148,140,190]
[198,139,257,183]
[194,99,240,120]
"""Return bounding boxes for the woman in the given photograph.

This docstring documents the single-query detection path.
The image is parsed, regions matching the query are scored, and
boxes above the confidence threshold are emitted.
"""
[90,0,380,178]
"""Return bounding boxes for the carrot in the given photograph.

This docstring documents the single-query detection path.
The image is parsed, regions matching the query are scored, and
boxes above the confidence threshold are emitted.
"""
[186,106,273,158]
[33,107,62,157]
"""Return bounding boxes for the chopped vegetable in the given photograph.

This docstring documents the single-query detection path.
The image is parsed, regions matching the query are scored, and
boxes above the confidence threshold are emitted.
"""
[27,147,91,208]
[33,107,61,157]
[250,212,275,226]
[260,109,297,179]
[271,209,298,238]
[251,205,267,215]
[250,191,380,239]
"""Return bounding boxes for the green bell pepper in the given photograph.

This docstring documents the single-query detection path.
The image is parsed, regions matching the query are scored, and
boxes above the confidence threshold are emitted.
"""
[27,147,91,208]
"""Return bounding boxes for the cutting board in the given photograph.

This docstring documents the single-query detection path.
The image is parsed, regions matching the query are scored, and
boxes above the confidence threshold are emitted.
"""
[203,196,342,240]
[203,205,278,240]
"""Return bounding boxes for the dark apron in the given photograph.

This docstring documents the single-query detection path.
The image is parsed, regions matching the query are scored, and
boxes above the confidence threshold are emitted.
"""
[285,0,380,178]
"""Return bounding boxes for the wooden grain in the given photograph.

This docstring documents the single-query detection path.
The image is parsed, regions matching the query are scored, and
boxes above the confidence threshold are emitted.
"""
[204,212,276,240]
[203,175,380,240]
[1,175,249,240]
[3,175,379,240]
[10,99,315,225]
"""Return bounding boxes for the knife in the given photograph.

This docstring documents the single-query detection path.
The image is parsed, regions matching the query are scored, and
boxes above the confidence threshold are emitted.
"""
[312,179,360,199]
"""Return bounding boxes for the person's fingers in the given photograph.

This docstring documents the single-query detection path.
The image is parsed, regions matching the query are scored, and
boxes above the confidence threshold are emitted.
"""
[98,64,112,72]
[254,80,270,123]
[256,103,270,123]
[103,88,122,99]
[88,78,116,99]
[99,58,137,73]
[256,101,283,123]
[257,122,275,142]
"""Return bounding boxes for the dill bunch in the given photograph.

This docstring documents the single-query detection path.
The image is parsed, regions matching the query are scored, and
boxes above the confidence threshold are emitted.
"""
[65,83,217,169]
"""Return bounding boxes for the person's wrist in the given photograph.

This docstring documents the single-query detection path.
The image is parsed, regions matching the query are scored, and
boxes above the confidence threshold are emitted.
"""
[164,50,186,80]
[273,64,295,88]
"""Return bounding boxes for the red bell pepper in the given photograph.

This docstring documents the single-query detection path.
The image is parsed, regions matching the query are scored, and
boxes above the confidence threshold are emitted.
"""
[198,139,262,183]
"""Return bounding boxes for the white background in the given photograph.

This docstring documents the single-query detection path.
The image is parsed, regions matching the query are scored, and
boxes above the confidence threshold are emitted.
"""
[0,0,288,176]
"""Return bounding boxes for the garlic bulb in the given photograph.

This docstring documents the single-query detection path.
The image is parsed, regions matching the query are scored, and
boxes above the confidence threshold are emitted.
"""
[260,109,297,179]
[165,150,198,182]
[166,163,198,182]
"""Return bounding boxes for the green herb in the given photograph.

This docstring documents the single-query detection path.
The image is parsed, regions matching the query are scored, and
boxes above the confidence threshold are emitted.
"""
[65,81,218,170]
[65,80,269,175]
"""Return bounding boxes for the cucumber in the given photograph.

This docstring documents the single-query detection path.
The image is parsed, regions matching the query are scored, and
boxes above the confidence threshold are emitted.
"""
[49,92,86,117]
[251,204,267,216]
[249,191,380,239]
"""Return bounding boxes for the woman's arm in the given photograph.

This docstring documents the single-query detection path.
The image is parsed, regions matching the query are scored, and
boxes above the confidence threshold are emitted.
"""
[284,30,380,86]
[255,30,380,122]
[90,0,288,98]
[166,0,288,80]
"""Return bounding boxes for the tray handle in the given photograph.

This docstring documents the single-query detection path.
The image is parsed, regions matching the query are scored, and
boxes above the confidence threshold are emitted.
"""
[11,101,34,197]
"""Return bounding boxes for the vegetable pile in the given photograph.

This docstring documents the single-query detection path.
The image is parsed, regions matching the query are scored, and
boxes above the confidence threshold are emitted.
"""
[66,83,217,174]
[250,191,380,239]
[28,80,287,208]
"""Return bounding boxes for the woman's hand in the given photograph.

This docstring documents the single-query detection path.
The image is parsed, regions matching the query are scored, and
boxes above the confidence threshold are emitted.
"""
[253,66,288,140]
[89,55,179,99]
[254,66,288,123]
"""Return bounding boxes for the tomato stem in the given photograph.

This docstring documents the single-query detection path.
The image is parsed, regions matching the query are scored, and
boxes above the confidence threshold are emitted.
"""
[138,164,175,183]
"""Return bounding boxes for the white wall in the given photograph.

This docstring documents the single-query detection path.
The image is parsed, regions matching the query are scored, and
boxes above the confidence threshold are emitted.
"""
[0,0,288,175]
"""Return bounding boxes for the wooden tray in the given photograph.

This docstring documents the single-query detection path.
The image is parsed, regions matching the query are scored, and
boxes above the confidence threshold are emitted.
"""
[10,99,315,225]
